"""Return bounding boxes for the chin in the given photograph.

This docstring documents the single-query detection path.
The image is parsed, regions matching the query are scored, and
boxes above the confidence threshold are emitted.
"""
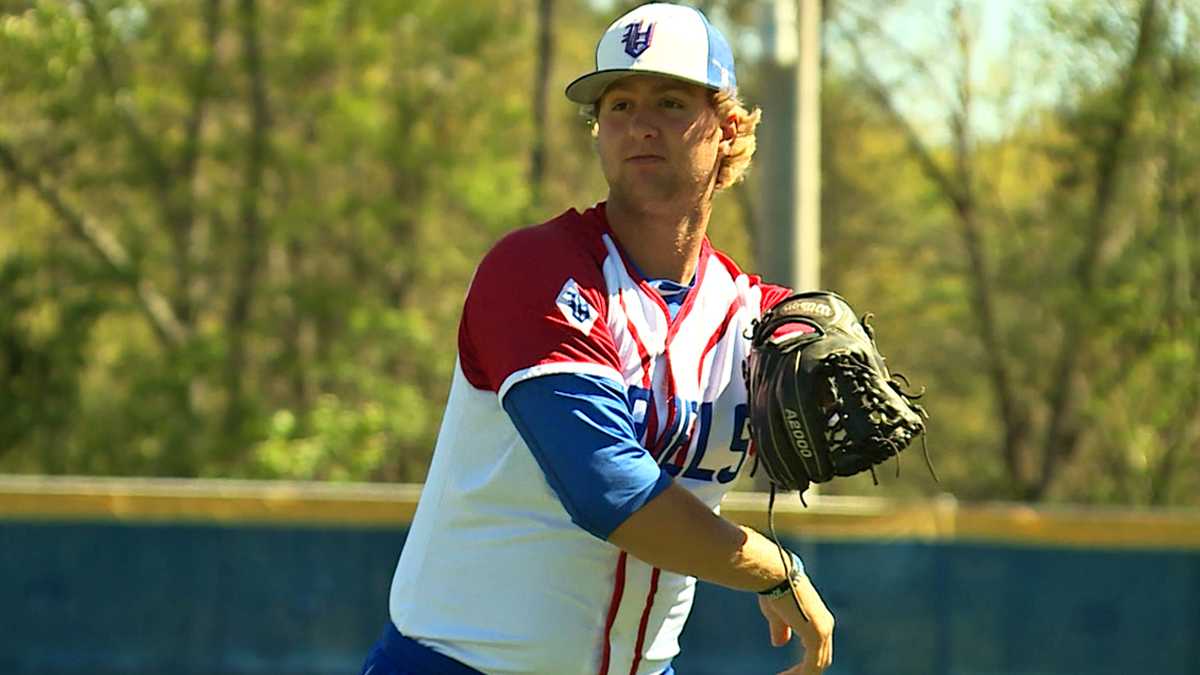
[614,179,681,206]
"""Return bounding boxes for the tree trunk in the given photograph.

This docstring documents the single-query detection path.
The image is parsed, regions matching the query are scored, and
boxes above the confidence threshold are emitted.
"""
[174,0,224,327]
[1034,0,1159,500]
[223,0,271,447]
[530,0,555,206]
[844,8,1032,495]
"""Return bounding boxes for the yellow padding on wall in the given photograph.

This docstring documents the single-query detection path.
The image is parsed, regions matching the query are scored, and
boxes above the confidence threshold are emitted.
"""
[0,476,420,527]
[720,493,1200,550]
[2,475,1200,549]
[952,502,1200,550]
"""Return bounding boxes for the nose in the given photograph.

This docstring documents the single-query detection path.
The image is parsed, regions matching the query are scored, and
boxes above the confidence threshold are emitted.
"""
[628,108,659,139]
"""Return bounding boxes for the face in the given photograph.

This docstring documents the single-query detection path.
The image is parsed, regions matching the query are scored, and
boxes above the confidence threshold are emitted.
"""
[595,75,735,209]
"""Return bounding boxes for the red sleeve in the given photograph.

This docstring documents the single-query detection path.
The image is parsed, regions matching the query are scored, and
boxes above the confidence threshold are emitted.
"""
[457,225,623,396]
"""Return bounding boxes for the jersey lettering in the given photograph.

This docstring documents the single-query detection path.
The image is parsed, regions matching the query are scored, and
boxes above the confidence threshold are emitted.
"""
[679,401,714,481]
[627,386,746,484]
[718,404,750,483]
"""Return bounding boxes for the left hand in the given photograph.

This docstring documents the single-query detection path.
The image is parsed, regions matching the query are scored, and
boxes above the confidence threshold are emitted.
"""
[757,573,834,675]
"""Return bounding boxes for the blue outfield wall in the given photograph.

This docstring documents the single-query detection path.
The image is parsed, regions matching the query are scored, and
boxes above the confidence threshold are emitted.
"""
[2,477,1199,675]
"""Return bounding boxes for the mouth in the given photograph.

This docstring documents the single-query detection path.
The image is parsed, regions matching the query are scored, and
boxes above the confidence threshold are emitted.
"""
[626,154,665,164]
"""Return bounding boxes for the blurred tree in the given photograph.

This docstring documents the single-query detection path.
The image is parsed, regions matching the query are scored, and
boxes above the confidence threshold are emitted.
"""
[1,0,1196,507]
[822,0,1199,504]
[0,0,588,479]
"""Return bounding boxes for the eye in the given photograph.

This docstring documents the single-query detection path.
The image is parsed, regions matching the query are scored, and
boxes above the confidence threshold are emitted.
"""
[661,97,685,109]
[609,100,631,112]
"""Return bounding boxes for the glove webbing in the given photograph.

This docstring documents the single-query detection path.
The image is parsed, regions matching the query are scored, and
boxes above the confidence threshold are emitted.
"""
[825,354,939,485]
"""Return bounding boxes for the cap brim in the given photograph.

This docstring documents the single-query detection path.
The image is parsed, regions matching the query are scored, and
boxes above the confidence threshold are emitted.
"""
[564,68,722,104]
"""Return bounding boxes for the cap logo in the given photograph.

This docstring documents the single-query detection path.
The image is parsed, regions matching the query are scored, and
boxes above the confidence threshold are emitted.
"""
[621,21,655,58]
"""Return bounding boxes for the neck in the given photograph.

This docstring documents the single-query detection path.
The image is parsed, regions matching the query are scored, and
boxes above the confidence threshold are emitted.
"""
[605,194,712,284]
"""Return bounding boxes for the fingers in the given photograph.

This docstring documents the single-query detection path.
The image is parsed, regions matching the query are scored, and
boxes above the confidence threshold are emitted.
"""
[761,600,792,646]
[801,615,833,673]
[806,621,834,674]
[771,620,792,647]
[775,643,828,675]
[775,580,834,675]
[776,649,823,675]
[796,632,827,675]
[774,656,815,675]
[762,579,835,674]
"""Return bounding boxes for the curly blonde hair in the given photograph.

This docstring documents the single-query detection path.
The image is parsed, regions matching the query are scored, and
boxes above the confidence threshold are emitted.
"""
[711,91,762,191]
[586,90,763,192]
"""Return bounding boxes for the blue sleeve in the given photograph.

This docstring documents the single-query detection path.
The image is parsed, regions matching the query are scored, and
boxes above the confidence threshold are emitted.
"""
[502,372,672,540]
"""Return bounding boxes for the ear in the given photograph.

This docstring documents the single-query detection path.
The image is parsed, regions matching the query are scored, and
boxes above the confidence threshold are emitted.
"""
[717,113,737,155]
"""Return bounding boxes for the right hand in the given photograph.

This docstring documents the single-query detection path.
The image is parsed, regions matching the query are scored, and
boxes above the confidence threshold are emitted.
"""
[757,573,834,675]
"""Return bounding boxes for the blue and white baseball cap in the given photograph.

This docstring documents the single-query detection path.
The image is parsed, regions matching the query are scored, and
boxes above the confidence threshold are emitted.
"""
[565,3,737,104]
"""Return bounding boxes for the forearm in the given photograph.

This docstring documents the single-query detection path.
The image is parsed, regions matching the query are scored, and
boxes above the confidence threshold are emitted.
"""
[607,481,792,592]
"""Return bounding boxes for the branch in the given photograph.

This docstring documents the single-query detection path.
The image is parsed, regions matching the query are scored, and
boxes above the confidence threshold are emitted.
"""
[172,0,224,326]
[834,6,957,112]
[222,0,272,444]
[842,14,1030,492]
[180,0,223,182]
[82,0,202,329]
[529,0,554,204]
[844,32,965,208]
[1147,18,1197,504]
[0,139,186,349]
[1036,0,1160,498]
[80,0,172,188]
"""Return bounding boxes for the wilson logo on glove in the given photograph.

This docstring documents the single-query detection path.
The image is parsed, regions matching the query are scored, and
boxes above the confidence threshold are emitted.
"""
[796,300,834,318]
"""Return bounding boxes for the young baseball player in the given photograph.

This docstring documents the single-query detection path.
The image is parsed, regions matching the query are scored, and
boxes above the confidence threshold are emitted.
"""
[361,4,834,674]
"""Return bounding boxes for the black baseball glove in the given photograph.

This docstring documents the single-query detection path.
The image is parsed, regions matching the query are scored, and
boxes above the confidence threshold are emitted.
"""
[744,291,933,499]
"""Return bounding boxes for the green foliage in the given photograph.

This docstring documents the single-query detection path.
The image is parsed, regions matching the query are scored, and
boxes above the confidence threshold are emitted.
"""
[1,0,1198,506]
[820,0,1200,505]
[0,0,564,480]
[0,254,99,464]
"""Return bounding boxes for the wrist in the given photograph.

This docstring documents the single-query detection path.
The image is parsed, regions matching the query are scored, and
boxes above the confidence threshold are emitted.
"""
[757,549,805,599]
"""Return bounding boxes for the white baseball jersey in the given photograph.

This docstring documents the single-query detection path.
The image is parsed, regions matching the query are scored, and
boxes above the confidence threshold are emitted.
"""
[388,203,790,674]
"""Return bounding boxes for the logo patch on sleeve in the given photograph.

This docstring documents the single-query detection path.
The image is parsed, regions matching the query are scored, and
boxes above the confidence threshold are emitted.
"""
[556,278,599,336]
